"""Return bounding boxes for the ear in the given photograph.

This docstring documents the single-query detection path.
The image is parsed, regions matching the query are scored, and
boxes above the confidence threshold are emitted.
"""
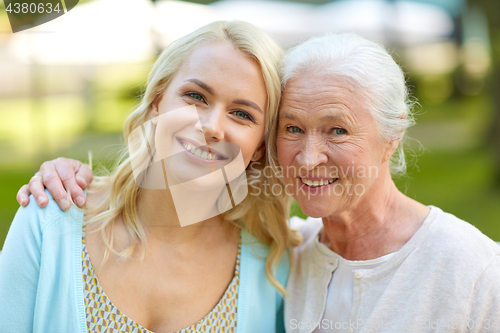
[382,115,406,163]
[382,135,402,164]
[150,95,162,125]
[251,141,266,162]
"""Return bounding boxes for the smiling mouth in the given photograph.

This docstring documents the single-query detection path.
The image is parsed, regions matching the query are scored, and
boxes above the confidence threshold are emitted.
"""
[177,137,228,161]
[300,177,338,188]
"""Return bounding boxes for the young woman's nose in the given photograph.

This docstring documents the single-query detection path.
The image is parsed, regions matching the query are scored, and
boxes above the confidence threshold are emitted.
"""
[296,135,328,170]
[198,106,225,142]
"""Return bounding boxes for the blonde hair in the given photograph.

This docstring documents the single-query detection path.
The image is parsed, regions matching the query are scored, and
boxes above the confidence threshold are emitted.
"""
[85,21,301,295]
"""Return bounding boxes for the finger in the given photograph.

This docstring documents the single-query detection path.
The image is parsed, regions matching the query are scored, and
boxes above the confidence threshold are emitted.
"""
[16,184,31,207]
[54,158,87,208]
[75,162,93,189]
[39,161,70,210]
[28,174,50,208]
[74,163,93,207]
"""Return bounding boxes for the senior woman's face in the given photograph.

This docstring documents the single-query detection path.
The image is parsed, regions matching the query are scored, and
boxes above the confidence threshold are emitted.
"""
[276,71,391,218]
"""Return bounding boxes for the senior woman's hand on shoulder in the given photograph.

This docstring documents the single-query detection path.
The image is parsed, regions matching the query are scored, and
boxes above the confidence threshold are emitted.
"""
[17,158,93,210]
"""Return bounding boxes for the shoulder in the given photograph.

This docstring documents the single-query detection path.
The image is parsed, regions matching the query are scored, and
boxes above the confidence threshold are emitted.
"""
[425,206,499,255]
[421,206,500,271]
[13,190,84,241]
[13,190,70,234]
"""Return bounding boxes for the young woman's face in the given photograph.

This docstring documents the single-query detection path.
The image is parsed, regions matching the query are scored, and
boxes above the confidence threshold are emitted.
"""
[151,41,267,186]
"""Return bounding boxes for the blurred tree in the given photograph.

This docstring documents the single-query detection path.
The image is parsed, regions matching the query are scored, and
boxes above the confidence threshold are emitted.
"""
[471,0,500,185]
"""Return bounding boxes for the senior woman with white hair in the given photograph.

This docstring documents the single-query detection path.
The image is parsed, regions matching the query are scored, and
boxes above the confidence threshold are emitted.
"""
[16,33,500,332]
[273,33,500,332]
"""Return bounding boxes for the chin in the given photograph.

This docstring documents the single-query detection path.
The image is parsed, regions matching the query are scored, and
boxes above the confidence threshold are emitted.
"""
[295,198,336,219]
[304,211,326,219]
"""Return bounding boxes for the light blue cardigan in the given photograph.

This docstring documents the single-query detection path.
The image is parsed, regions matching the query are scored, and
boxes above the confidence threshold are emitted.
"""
[0,192,289,333]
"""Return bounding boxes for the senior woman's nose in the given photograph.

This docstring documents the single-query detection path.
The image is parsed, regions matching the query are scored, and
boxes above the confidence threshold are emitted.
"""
[199,106,225,142]
[296,135,328,170]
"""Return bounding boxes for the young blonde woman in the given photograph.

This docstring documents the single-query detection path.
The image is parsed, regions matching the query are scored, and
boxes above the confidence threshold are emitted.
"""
[0,21,300,333]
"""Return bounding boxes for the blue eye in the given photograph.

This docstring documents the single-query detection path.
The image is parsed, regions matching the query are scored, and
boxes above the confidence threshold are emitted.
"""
[334,128,347,135]
[185,92,205,103]
[232,110,254,122]
[286,126,302,133]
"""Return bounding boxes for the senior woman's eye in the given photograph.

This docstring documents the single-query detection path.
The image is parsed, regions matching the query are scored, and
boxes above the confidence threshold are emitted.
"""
[333,128,347,135]
[185,92,206,103]
[286,126,303,134]
[231,110,254,122]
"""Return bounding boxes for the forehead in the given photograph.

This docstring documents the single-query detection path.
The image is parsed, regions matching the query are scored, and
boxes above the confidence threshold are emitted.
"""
[177,41,265,90]
[183,41,249,70]
[280,71,369,122]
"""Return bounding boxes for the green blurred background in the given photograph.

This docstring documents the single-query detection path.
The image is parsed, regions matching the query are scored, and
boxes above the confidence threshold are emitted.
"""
[1,0,499,248]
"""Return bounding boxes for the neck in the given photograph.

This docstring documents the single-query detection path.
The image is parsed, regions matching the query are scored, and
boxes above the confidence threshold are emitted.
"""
[133,158,239,244]
[320,168,429,260]
[136,186,233,246]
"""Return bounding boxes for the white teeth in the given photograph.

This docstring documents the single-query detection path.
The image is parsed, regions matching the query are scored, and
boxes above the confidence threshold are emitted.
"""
[302,179,313,186]
[300,178,337,187]
[180,139,224,161]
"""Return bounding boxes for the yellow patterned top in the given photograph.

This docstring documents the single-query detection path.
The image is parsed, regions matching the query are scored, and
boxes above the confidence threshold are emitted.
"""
[81,229,241,333]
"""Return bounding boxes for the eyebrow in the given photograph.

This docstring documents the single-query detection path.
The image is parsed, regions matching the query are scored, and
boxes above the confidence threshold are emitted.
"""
[280,113,298,120]
[185,78,263,114]
[233,99,263,114]
[280,112,350,123]
[185,78,214,95]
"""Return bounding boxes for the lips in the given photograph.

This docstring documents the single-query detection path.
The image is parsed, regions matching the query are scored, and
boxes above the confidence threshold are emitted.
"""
[177,137,228,161]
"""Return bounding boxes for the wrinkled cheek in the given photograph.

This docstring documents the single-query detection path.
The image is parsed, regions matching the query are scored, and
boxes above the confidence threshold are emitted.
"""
[276,143,295,185]
[276,140,292,166]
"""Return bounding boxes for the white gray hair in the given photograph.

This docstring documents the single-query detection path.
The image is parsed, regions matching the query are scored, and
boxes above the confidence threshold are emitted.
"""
[281,33,415,175]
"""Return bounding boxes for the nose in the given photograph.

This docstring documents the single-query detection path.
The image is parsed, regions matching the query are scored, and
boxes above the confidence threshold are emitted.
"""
[198,105,225,142]
[296,134,328,171]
